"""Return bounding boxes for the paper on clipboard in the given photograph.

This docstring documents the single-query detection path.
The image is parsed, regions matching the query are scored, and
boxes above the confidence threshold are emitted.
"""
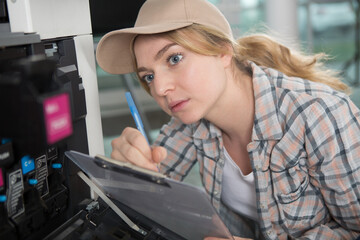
[65,150,233,240]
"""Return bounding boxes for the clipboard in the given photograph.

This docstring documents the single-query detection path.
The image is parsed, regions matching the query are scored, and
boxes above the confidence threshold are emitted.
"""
[65,150,233,240]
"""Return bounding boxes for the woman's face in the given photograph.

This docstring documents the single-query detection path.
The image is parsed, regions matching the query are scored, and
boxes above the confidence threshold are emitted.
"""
[133,35,232,124]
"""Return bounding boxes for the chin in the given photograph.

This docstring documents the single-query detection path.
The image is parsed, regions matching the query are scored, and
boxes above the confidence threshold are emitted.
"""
[175,115,201,125]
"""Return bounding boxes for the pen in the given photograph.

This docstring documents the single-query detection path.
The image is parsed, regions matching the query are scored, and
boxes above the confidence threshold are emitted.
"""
[125,92,160,171]
[125,91,150,144]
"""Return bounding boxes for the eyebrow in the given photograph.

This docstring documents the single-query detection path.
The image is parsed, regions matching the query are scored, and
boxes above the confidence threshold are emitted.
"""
[137,43,178,73]
[155,43,177,61]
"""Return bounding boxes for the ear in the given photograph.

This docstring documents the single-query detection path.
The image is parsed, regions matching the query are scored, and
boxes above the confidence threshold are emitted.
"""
[219,44,233,69]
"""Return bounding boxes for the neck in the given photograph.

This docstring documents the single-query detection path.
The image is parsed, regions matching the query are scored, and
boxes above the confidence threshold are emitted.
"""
[207,70,255,147]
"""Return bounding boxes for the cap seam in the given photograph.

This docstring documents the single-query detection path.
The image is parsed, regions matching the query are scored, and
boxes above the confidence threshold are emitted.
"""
[183,0,189,21]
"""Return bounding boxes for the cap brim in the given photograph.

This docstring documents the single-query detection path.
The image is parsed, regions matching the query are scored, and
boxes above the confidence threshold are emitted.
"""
[96,22,193,75]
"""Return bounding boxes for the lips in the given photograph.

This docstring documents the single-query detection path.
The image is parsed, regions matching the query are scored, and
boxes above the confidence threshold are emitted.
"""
[168,99,189,112]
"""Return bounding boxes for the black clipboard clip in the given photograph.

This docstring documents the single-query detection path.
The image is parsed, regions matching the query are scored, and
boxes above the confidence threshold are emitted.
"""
[93,155,170,187]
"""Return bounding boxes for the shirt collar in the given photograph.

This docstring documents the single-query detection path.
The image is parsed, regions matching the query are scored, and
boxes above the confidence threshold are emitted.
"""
[192,119,222,140]
[249,62,283,141]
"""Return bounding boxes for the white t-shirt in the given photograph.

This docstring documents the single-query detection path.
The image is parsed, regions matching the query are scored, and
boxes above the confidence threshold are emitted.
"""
[221,147,258,221]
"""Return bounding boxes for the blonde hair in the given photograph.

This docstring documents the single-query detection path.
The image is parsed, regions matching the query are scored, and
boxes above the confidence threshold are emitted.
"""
[136,24,350,94]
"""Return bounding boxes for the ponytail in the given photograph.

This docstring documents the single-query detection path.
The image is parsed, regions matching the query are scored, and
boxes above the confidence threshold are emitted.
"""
[234,34,350,94]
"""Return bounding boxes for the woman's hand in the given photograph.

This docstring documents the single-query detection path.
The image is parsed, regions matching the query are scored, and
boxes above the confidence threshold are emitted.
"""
[110,127,167,171]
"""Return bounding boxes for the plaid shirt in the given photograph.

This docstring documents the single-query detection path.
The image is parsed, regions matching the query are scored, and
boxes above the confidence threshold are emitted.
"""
[155,62,360,239]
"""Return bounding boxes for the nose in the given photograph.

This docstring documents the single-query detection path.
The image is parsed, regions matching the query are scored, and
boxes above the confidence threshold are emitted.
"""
[152,71,175,96]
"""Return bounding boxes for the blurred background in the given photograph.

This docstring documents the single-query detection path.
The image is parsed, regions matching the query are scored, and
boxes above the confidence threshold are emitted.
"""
[89,0,360,171]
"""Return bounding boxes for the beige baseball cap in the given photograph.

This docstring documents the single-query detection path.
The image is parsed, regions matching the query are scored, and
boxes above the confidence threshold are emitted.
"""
[95,0,232,75]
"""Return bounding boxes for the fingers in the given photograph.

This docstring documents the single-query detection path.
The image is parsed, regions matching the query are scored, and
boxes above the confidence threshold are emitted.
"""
[110,127,158,171]
[152,146,167,163]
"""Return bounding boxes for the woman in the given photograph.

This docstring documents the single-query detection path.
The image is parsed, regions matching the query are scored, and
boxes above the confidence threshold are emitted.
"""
[96,0,360,239]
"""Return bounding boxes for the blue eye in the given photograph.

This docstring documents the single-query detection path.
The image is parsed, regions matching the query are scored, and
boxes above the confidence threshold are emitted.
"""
[168,53,183,65]
[142,74,154,84]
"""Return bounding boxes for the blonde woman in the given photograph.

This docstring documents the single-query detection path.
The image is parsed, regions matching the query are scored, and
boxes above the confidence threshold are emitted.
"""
[96,0,360,239]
